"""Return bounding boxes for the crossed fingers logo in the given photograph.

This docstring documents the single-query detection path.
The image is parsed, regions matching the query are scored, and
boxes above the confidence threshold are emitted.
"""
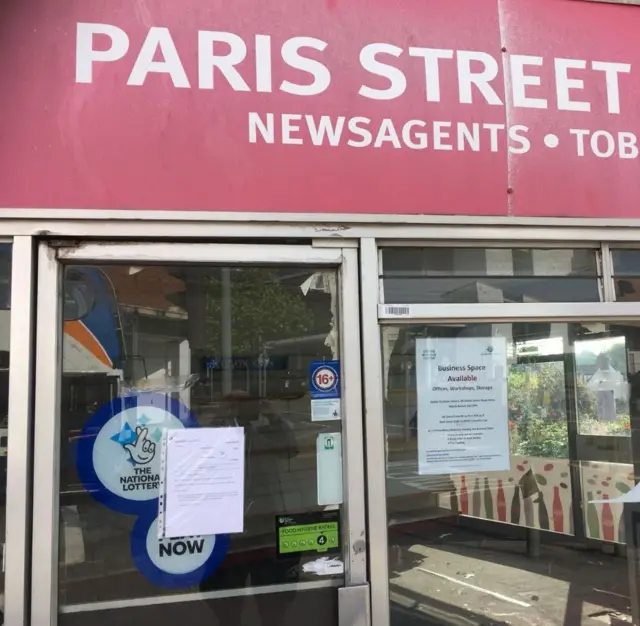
[123,426,156,465]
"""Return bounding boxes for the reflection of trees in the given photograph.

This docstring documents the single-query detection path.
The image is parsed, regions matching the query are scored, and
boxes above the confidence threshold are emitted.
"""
[509,362,630,459]
[577,350,597,368]
[576,342,627,376]
[202,268,312,355]
[509,364,575,458]
[107,266,319,387]
[605,342,627,375]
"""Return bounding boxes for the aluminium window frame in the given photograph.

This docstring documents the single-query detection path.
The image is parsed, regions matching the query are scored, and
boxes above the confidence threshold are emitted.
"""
[0,235,36,626]
[377,240,607,310]
[362,236,640,626]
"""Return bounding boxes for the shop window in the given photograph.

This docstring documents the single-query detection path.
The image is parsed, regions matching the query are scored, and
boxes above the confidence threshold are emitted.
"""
[381,247,600,304]
[383,320,635,626]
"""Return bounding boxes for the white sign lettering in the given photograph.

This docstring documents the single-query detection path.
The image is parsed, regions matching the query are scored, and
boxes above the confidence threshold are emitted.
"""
[74,23,637,158]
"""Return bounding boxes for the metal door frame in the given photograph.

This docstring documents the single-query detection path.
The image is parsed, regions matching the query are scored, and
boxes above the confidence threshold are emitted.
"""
[31,241,368,626]
[3,236,36,626]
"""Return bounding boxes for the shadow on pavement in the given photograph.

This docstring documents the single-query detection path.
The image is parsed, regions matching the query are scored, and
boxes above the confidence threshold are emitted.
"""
[388,519,631,625]
[390,582,515,626]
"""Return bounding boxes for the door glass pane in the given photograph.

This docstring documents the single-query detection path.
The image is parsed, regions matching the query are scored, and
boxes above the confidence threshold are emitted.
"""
[384,321,635,626]
[0,243,10,623]
[381,248,601,303]
[58,264,343,626]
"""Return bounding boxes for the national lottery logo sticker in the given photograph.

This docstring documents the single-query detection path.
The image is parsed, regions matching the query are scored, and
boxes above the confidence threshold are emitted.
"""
[76,393,198,514]
[130,513,229,588]
[76,393,230,588]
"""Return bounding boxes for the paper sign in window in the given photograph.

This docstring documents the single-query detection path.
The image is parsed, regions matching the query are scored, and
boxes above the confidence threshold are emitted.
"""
[415,337,510,475]
[159,427,245,538]
[316,433,343,505]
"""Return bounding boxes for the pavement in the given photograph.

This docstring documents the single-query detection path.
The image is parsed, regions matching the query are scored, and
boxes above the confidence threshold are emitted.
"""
[389,524,632,626]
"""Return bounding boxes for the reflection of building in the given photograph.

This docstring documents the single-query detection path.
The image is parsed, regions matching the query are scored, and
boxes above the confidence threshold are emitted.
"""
[62,265,337,401]
[586,361,628,404]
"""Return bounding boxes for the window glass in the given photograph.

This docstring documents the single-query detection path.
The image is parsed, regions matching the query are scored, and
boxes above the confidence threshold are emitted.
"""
[612,250,640,276]
[612,250,640,301]
[575,334,630,437]
[384,321,635,626]
[0,245,10,310]
[381,248,600,303]
[58,264,343,626]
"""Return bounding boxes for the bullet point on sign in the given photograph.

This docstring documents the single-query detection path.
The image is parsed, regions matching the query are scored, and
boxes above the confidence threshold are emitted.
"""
[544,134,559,148]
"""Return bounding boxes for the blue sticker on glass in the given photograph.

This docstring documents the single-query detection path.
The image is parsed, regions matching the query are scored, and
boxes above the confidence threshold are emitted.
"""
[309,361,341,400]
[130,513,229,588]
[76,393,199,515]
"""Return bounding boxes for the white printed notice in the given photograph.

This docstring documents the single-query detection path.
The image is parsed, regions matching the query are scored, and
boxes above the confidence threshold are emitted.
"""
[160,427,245,538]
[415,337,509,475]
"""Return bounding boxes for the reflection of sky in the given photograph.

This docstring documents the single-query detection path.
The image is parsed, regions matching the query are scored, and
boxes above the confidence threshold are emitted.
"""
[515,335,625,358]
[575,336,625,357]
[515,337,564,357]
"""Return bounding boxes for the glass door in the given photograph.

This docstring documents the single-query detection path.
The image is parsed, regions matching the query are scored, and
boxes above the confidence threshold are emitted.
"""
[31,242,366,626]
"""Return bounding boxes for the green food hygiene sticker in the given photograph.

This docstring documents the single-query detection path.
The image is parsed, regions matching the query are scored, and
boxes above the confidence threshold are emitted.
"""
[275,510,340,558]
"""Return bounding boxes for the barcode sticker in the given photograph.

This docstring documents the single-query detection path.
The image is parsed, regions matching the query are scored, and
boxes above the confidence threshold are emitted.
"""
[384,305,411,316]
